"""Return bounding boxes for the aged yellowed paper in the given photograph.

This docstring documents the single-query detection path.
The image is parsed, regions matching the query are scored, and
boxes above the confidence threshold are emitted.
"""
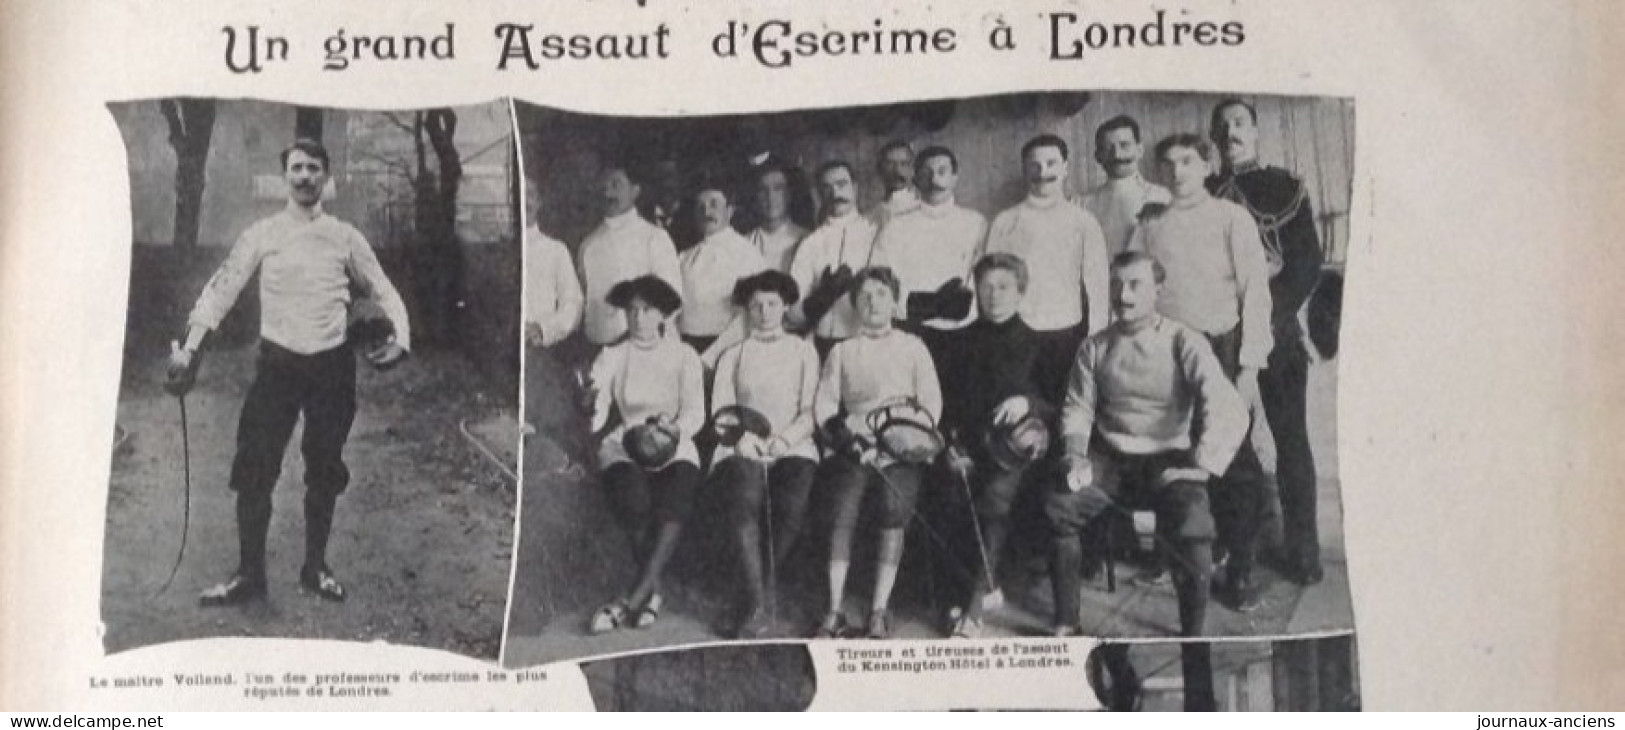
[0,0,1621,711]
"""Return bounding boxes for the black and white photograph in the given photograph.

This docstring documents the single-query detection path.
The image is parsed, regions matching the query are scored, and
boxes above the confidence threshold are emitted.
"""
[502,89,1356,667]
[100,99,521,657]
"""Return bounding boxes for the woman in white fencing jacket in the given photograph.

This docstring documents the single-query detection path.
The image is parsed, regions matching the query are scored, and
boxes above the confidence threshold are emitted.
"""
[811,266,942,640]
[709,270,821,639]
[584,275,705,635]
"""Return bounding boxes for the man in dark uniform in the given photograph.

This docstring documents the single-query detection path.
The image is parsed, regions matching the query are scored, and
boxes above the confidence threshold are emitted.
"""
[1207,98,1326,585]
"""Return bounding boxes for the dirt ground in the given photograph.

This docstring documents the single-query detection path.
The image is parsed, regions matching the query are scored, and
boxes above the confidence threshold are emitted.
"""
[100,344,517,659]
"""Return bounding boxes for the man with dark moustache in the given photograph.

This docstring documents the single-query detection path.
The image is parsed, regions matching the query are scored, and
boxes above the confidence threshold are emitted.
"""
[868,146,985,626]
[1082,115,1171,257]
[577,156,684,348]
[985,134,1111,401]
[167,138,411,606]
[1207,98,1327,586]
[679,176,768,357]
[1049,251,1246,710]
[871,145,984,341]
[867,140,920,229]
[787,161,880,357]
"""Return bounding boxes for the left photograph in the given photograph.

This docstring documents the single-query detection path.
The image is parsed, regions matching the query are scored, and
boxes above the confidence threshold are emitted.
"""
[100,99,522,658]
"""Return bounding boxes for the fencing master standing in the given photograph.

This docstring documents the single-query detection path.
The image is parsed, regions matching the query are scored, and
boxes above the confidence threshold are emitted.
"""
[164,138,411,606]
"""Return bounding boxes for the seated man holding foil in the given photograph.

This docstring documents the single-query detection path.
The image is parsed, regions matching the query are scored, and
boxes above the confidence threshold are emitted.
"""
[1047,251,1246,706]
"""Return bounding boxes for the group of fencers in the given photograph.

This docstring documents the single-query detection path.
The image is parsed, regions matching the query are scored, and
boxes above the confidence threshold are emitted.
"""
[523,98,1330,657]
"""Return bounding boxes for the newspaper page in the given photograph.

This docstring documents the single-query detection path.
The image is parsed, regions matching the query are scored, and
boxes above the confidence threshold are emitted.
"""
[0,0,1620,712]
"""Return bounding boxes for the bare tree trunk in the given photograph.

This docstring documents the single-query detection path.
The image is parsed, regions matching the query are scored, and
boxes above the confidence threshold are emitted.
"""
[406,112,439,343]
[422,109,465,345]
[294,106,323,142]
[425,109,462,237]
[398,109,466,346]
[160,98,216,251]
[410,111,438,247]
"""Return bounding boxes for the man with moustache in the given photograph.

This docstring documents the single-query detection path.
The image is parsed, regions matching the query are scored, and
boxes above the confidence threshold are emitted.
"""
[867,140,920,229]
[985,134,1112,401]
[871,145,984,343]
[1208,98,1328,586]
[747,158,810,274]
[165,138,411,605]
[788,161,881,358]
[869,146,984,631]
[1082,115,1171,257]
[577,156,684,348]
[678,176,768,355]
[1129,133,1273,610]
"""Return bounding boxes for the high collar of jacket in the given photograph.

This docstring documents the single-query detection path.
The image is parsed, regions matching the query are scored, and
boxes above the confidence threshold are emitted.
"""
[917,197,959,218]
[976,313,1027,335]
[603,207,643,230]
[283,201,326,222]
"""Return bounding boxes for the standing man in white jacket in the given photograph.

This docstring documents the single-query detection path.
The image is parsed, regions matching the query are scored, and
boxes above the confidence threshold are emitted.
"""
[166,139,410,606]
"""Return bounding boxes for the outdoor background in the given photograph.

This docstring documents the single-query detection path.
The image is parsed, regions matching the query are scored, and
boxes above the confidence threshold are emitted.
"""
[100,99,521,658]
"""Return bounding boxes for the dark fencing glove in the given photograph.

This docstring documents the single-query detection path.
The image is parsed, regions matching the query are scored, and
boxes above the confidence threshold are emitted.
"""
[905,278,972,322]
[163,340,202,397]
[801,264,854,327]
[624,416,682,469]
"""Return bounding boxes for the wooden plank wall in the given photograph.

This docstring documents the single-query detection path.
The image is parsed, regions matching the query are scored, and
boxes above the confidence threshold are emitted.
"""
[521,92,1355,265]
